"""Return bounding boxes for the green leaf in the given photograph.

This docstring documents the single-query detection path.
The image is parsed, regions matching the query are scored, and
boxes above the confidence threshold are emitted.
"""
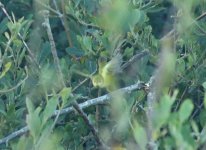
[14,135,33,150]
[65,47,85,57]
[82,36,94,53]
[4,32,10,40]
[200,124,206,144]
[42,96,58,125]
[0,62,12,79]
[26,100,42,140]
[26,97,34,114]
[133,121,147,150]
[129,9,142,27]
[180,124,196,149]
[38,128,64,150]
[191,121,199,138]
[202,82,206,90]
[178,99,194,123]
[153,94,175,130]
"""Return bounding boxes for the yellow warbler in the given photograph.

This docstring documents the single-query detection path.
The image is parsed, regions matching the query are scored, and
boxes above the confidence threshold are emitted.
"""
[92,54,122,92]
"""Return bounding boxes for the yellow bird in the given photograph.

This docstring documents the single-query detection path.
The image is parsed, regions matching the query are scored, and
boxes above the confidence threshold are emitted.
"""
[92,54,122,92]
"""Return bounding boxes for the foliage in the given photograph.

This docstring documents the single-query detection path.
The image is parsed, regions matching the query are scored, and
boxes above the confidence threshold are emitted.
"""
[0,0,206,149]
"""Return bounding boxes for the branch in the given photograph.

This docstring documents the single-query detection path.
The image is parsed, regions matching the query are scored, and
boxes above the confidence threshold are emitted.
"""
[50,0,73,47]
[72,101,109,149]
[59,0,73,47]
[0,127,29,145]
[0,81,145,145]
[145,76,156,149]
[42,10,65,87]
[122,50,149,70]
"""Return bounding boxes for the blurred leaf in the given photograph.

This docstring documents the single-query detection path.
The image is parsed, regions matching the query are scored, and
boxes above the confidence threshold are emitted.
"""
[180,124,196,149]
[200,126,206,144]
[26,97,34,114]
[26,98,42,140]
[4,32,10,40]
[13,135,33,150]
[42,96,58,125]
[133,121,147,150]
[153,94,175,130]
[178,99,194,123]
[202,82,206,90]
[191,120,199,139]
[38,132,64,150]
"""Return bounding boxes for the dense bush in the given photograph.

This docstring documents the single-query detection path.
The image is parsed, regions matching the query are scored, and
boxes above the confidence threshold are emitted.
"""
[0,0,206,150]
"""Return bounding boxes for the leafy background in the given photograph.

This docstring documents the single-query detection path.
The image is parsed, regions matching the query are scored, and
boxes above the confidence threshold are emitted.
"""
[0,0,206,150]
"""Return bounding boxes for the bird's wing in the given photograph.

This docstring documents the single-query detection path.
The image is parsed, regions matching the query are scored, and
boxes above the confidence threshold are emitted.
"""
[103,54,122,75]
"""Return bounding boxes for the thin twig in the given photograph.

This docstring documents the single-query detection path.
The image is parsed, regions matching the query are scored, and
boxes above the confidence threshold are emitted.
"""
[51,0,73,47]
[60,0,73,47]
[174,86,188,111]
[145,76,156,149]
[0,81,145,145]
[122,50,149,70]
[190,102,204,120]
[0,126,29,146]
[42,10,65,87]
[72,78,90,92]
[72,101,108,149]
[72,70,96,92]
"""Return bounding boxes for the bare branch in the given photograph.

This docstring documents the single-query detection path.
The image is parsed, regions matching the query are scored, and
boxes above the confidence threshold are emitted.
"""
[0,81,145,145]
[42,10,65,87]
[0,127,29,145]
